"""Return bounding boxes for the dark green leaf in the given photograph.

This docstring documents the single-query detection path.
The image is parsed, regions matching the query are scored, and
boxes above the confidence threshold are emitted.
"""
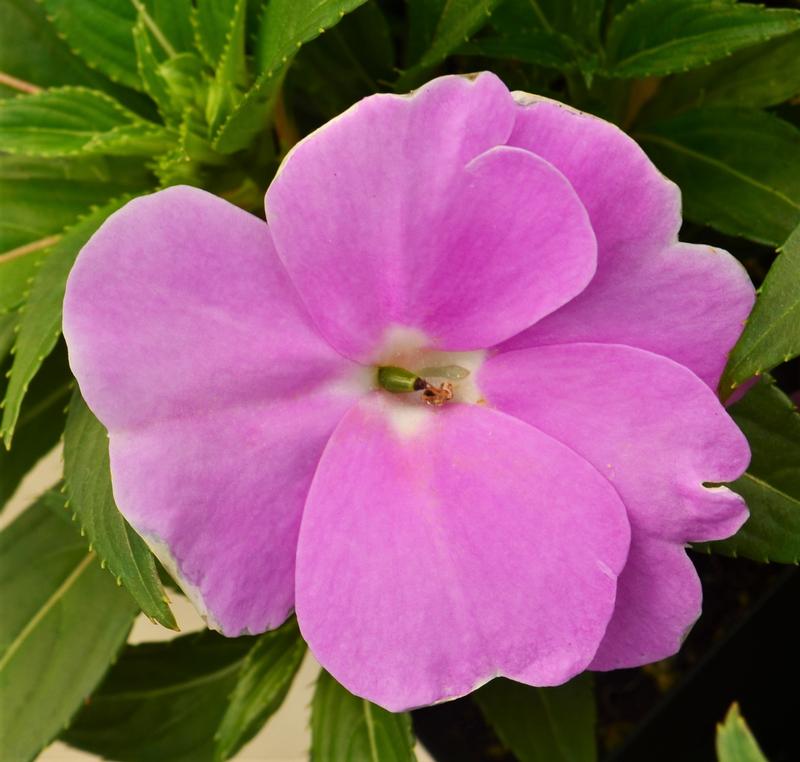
[698,378,800,564]
[640,30,800,122]
[605,0,800,78]
[405,0,446,66]
[474,675,597,762]
[287,2,394,125]
[310,670,416,761]
[0,87,176,157]
[1,196,132,446]
[396,0,503,88]
[716,703,768,762]
[0,247,47,315]
[721,224,800,394]
[63,631,256,762]
[489,0,604,51]
[637,108,800,246]
[213,0,368,153]
[63,391,178,629]
[0,343,71,511]
[459,30,578,70]
[0,491,137,761]
[214,618,306,760]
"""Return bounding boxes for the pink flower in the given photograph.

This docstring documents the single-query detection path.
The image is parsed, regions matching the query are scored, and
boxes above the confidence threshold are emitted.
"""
[63,73,754,711]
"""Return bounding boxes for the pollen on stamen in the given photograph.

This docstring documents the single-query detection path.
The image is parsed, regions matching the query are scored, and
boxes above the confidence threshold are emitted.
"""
[421,381,454,406]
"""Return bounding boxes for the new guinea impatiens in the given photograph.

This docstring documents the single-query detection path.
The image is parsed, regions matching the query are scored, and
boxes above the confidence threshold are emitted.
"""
[63,72,754,711]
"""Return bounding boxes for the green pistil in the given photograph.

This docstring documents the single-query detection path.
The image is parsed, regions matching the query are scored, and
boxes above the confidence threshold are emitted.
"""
[376,366,426,394]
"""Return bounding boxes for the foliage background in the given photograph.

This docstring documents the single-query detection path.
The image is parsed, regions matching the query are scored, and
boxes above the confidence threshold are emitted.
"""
[0,1,798,760]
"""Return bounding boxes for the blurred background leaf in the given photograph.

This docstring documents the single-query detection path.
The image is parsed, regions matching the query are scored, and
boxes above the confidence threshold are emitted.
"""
[0,491,137,761]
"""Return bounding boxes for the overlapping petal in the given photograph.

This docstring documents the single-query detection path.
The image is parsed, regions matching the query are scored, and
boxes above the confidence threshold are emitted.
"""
[295,395,630,711]
[109,397,354,635]
[589,538,703,670]
[505,97,753,388]
[479,343,749,542]
[64,185,363,634]
[479,343,749,666]
[266,74,596,360]
[508,95,681,263]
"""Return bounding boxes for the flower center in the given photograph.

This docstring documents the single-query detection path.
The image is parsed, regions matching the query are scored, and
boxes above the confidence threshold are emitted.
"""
[377,365,467,406]
[369,326,487,411]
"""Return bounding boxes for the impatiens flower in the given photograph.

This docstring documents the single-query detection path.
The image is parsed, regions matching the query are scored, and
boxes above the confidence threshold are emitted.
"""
[63,72,754,711]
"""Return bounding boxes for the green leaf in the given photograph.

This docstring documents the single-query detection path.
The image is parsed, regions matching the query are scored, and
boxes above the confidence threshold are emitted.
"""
[0,0,140,102]
[721,224,800,395]
[205,0,249,135]
[0,491,137,762]
[214,618,306,760]
[0,86,176,157]
[38,0,142,89]
[396,0,503,88]
[310,670,416,762]
[38,0,194,90]
[697,378,800,564]
[474,675,597,762]
[605,0,800,79]
[133,16,181,124]
[640,30,800,122]
[0,312,15,365]
[0,343,71,511]
[63,391,178,630]
[637,108,800,246]
[194,0,242,66]
[716,703,769,762]
[1,196,132,446]
[213,0,368,153]
[0,154,152,254]
[142,0,194,54]
[63,631,256,762]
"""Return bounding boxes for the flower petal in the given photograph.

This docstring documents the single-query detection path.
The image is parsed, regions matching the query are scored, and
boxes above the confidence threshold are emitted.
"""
[64,185,363,634]
[64,185,351,431]
[501,242,754,390]
[109,397,354,635]
[589,538,702,670]
[266,74,596,360]
[295,395,630,711]
[479,343,749,667]
[479,343,749,543]
[504,97,753,389]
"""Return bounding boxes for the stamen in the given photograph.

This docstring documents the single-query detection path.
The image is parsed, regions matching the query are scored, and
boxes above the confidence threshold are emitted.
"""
[376,365,455,406]
[421,381,453,406]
